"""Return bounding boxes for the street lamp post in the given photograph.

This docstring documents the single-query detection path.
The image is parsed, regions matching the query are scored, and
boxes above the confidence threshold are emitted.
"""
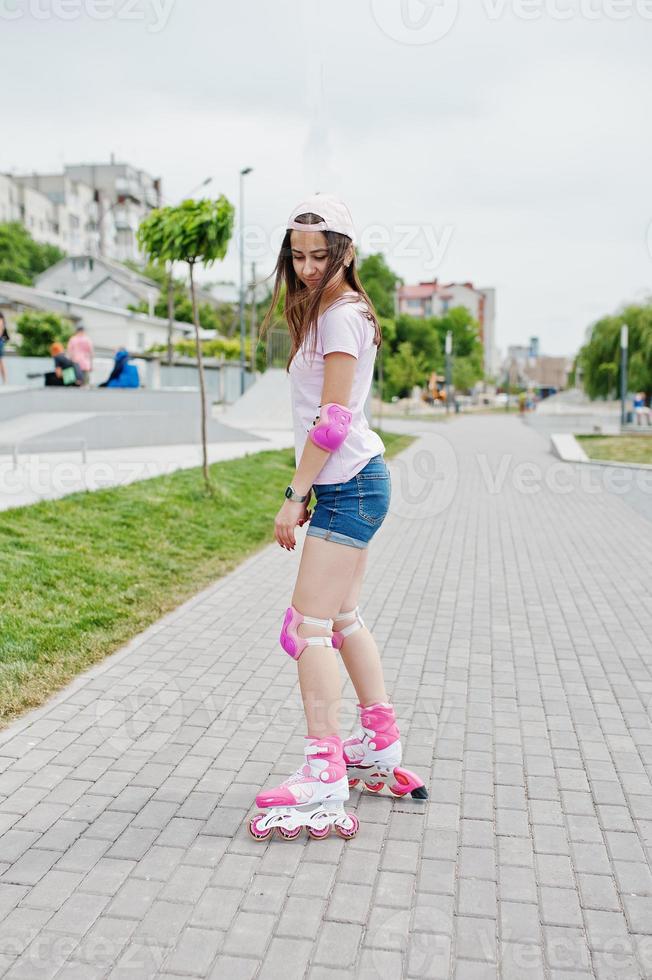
[620,323,629,428]
[445,330,452,415]
[239,167,253,396]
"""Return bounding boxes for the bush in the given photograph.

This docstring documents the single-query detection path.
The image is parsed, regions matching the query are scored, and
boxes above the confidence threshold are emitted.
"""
[16,311,74,357]
[147,336,250,361]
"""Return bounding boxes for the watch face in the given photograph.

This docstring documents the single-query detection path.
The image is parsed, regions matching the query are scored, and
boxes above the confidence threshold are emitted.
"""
[284,487,292,499]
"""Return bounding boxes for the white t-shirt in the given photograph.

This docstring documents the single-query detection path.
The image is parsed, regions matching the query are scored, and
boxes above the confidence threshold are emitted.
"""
[288,292,386,485]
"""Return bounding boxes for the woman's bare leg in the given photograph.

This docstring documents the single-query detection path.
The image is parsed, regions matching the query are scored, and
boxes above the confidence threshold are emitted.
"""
[335,548,389,707]
[291,535,361,739]
[0,360,6,384]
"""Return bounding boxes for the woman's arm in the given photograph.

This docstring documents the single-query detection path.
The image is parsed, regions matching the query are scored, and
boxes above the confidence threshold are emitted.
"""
[291,351,357,495]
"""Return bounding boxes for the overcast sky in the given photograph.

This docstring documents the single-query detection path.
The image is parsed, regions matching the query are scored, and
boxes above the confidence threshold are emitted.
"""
[2,0,651,359]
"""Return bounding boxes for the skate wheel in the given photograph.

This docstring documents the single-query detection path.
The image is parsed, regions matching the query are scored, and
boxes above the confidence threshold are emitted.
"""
[248,815,272,841]
[388,785,409,798]
[364,781,385,793]
[348,778,360,788]
[335,814,360,840]
[276,826,302,841]
[307,824,331,840]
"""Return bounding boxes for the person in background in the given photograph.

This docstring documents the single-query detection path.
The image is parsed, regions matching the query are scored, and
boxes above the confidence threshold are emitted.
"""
[0,312,9,384]
[633,391,650,426]
[98,348,139,388]
[66,323,94,387]
[49,343,82,386]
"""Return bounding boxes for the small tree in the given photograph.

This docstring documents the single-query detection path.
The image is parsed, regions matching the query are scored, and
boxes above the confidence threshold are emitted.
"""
[384,341,429,399]
[16,311,73,356]
[137,197,235,491]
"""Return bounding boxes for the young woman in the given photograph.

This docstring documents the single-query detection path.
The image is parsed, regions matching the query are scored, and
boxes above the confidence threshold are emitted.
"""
[249,195,427,843]
[0,312,9,384]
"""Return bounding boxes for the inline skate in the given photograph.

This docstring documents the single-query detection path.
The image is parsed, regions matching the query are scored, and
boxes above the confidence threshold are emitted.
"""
[248,734,360,841]
[343,702,428,799]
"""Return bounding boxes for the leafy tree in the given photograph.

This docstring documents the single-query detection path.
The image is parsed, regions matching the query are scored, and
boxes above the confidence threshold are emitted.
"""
[137,197,235,492]
[0,222,65,285]
[390,307,485,394]
[453,353,483,392]
[358,253,402,319]
[16,311,73,356]
[395,314,443,369]
[578,303,652,400]
[383,341,429,399]
[439,306,483,359]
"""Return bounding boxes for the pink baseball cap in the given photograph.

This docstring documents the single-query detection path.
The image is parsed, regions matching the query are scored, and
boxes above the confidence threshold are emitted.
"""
[287,193,356,245]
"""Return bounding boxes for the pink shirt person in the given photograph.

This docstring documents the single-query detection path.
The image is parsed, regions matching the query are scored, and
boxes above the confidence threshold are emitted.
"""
[67,328,94,372]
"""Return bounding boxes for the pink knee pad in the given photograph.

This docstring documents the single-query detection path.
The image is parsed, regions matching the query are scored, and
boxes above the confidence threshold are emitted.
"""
[308,403,353,452]
[280,605,334,661]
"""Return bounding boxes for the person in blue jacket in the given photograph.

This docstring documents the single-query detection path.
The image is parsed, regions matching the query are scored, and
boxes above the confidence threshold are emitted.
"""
[98,348,140,388]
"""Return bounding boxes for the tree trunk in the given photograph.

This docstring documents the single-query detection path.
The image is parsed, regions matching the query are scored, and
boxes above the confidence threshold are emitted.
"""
[166,263,174,365]
[189,261,211,490]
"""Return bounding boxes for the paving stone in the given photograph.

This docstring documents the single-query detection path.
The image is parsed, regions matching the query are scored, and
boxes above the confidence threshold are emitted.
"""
[454,915,496,962]
[161,925,224,975]
[222,910,276,958]
[499,900,541,945]
[257,936,313,980]
[457,879,497,918]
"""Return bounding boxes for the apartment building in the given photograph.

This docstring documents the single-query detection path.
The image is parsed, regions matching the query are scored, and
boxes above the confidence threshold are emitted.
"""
[1,159,162,263]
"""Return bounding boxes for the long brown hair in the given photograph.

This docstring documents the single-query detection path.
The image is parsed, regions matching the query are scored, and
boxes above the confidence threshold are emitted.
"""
[260,211,382,371]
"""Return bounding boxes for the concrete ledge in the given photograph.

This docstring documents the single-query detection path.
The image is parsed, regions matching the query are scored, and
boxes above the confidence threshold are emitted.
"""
[551,432,652,472]
[551,432,589,462]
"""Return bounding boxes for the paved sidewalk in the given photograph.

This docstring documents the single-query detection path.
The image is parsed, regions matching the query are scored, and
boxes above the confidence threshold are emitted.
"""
[1,415,652,979]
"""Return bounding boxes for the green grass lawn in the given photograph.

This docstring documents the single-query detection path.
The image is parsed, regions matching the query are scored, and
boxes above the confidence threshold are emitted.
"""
[576,434,652,465]
[0,430,414,728]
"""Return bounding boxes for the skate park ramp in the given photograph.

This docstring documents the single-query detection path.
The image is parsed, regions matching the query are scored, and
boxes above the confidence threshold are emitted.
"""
[218,368,292,431]
[0,388,261,454]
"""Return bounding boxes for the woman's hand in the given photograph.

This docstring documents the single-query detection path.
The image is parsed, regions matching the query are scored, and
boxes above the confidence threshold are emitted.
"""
[275,499,312,551]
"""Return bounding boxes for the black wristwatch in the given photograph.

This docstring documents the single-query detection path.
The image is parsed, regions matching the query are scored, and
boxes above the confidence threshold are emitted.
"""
[284,485,309,503]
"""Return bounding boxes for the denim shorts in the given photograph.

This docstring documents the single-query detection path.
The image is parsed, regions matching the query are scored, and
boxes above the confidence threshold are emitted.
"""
[305,454,391,549]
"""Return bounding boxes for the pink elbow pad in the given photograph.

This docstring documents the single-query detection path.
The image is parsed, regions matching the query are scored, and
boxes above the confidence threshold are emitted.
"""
[308,402,353,451]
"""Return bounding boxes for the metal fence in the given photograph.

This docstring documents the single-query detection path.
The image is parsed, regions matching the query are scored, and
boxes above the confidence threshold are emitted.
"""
[266,329,291,369]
